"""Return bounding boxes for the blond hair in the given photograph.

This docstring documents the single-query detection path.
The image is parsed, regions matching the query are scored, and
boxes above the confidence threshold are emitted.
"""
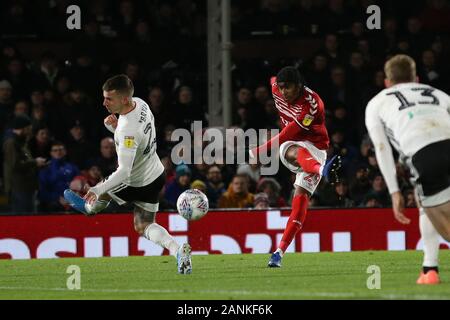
[384,54,417,84]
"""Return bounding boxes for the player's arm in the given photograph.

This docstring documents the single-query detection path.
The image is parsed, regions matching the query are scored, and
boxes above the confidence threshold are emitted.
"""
[104,114,118,133]
[365,102,399,193]
[250,121,302,158]
[88,132,139,200]
[366,124,399,193]
[251,92,316,158]
[365,102,410,224]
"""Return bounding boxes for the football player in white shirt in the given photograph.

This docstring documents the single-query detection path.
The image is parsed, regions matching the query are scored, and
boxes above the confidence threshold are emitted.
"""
[64,75,192,274]
[366,55,450,284]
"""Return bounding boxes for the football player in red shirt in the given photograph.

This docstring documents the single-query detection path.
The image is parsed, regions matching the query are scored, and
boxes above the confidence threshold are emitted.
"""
[250,66,340,267]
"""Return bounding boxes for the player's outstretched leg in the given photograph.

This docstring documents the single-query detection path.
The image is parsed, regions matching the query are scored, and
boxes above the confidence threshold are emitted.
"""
[135,205,192,274]
[143,223,192,274]
[268,188,309,268]
[64,189,110,216]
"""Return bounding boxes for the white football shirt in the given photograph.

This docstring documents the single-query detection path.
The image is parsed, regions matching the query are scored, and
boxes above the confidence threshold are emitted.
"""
[365,82,450,193]
[91,97,164,196]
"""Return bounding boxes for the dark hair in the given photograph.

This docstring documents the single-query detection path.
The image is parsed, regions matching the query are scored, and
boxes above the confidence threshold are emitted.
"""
[102,74,134,97]
[276,66,304,88]
[51,141,65,148]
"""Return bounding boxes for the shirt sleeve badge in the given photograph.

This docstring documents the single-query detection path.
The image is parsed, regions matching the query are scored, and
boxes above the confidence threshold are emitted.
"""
[302,114,314,127]
[124,136,135,148]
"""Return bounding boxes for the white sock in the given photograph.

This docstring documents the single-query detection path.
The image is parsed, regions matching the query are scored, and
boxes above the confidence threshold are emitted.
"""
[275,248,284,257]
[144,223,180,258]
[419,208,440,267]
[85,200,110,214]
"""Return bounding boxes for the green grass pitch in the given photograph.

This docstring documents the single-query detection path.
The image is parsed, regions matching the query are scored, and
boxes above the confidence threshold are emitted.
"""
[0,250,449,300]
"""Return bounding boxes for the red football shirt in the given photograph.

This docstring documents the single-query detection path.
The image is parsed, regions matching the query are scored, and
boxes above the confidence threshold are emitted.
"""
[271,76,329,150]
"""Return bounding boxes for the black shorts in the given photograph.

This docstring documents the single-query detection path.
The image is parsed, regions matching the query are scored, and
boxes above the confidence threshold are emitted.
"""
[410,139,450,207]
[108,171,166,210]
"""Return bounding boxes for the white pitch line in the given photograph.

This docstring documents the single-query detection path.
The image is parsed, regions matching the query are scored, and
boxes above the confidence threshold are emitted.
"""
[0,286,448,300]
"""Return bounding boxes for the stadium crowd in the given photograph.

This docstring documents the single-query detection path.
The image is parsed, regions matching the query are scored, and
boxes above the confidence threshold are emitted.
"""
[0,0,449,213]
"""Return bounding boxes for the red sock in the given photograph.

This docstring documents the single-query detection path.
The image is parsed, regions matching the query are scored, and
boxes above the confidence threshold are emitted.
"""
[297,148,321,174]
[279,193,309,252]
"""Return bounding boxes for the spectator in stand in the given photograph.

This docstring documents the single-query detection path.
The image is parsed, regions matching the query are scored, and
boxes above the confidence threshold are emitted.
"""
[29,126,52,159]
[205,165,226,209]
[237,163,261,193]
[30,104,49,131]
[157,124,178,157]
[256,177,287,207]
[3,115,48,213]
[329,103,354,142]
[347,51,371,94]
[345,21,366,49]
[363,172,391,208]
[164,163,192,208]
[0,80,14,131]
[326,179,354,208]
[349,164,371,206]
[322,0,353,34]
[362,70,385,108]
[305,54,331,99]
[233,86,255,129]
[66,121,96,170]
[67,50,101,98]
[33,52,60,90]
[171,85,206,130]
[291,0,323,36]
[418,49,444,89]
[123,60,147,98]
[90,137,117,177]
[318,33,345,66]
[405,189,417,208]
[254,192,270,209]
[254,84,270,106]
[38,141,79,212]
[263,99,280,128]
[54,75,72,100]
[12,100,30,118]
[5,57,33,99]
[361,194,382,208]
[2,100,31,139]
[379,17,399,55]
[1,2,36,37]
[405,17,429,57]
[51,87,92,140]
[191,160,209,183]
[160,154,176,184]
[114,0,138,39]
[251,84,274,128]
[148,86,171,135]
[69,164,104,197]
[218,174,254,208]
[29,89,45,112]
[328,127,358,175]
[366,149,379,177]
[328,66,356,114]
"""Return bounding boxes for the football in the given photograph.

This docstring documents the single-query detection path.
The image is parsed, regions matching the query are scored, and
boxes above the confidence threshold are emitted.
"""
[176,189,209,221]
